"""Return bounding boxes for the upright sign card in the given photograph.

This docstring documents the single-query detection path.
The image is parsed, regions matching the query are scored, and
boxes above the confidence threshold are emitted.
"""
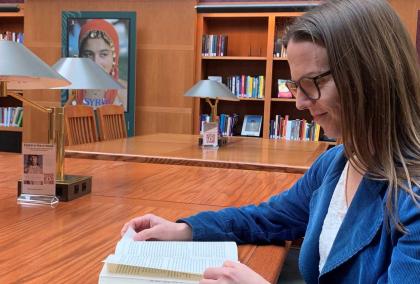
[202,122,219,147]
[22,143,56,197]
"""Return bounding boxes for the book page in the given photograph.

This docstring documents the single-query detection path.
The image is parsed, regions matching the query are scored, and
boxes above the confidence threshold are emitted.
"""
[108,235,237,275]
[105,254,231,275]
[102,262,200,283]
[116,239,237,260]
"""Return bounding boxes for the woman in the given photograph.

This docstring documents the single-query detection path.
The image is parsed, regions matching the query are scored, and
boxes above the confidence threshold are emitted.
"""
[74,19,127,109]
[121,0,420,283]
[24,155,43,174]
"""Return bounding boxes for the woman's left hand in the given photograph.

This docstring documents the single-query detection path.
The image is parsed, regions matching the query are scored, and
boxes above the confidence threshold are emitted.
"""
[199,260,270,284]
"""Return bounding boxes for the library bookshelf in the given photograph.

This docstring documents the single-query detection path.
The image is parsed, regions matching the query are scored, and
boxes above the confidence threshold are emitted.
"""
[0,4,24,152]
[194,11,332,143]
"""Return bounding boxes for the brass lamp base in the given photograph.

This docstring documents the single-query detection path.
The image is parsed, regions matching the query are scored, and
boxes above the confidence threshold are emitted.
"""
[198,136,228,147]
[18,175,92,202]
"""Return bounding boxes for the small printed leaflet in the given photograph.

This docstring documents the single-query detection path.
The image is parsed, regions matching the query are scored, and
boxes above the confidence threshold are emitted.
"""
[18,143,58,205]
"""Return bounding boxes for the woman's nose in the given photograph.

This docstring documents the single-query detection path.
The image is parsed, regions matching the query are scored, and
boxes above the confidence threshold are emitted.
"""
[295,88,313,110]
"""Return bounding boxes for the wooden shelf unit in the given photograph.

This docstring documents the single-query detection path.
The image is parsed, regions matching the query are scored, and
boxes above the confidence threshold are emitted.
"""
[0,4,24,153]
[194,11,321,140]
[271,98,296,102]
[0,126,22,132]
[0,4,24,32]
[202,56,267,60]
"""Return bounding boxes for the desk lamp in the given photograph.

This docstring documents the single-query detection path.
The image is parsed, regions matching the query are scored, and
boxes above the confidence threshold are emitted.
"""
[185,79,239,121]
[0,40,70,204]
[48,57,124,198]
[184,79,239,146]
[52,57,124,106]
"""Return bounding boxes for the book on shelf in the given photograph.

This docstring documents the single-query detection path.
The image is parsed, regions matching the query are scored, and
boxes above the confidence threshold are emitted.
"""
[277,79,293,98]
[226,75,264,99]
[0,31,24,43]
[269,114,320,141]
[0,106,23,127]
[219,113,239,136]
[273,18,293,58]
[200,113,239,137]
[207,76,223,83]
[200,114,210,134]
[99,227,238,284]
[202,34,228,56]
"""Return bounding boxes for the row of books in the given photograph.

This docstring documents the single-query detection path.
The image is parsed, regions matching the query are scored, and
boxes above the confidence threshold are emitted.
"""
[0,31,24,43]
[0,106,23,127]
[226,75,265,99]
[269,115,320,141]
[202,34,228,56]
[200,113,239,137]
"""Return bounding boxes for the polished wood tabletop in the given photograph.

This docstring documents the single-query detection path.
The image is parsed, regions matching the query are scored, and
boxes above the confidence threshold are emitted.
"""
[66,133,329,173]
[0,152,302,283]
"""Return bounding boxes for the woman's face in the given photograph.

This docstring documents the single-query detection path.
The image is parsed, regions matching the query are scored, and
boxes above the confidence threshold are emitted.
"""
[286,40,341,138]
[29,155,38,165]
[80,37,114,74]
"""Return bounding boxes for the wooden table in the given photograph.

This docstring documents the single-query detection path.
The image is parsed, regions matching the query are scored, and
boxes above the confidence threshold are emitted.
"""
[0,152,302,283]
[66,133,329,173]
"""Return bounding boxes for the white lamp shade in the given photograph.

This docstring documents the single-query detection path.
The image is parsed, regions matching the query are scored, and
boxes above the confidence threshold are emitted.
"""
[51,57,125,90]
[184,80,239,101]
[0,40,70,89]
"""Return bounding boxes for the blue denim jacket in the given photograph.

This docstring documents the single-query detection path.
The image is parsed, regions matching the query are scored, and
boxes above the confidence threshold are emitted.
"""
[180,145,420,283]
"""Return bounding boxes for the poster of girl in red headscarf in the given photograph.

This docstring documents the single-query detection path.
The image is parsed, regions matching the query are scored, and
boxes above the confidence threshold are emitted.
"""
[62,12,136,136]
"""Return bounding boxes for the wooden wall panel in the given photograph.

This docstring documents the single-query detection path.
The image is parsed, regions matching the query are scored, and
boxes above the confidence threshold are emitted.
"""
[23,0,197,143]
[136,48,194,134]
[389,0,420,44]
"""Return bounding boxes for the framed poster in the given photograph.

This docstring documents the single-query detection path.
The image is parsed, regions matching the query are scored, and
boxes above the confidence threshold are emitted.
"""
[62,11,136,136]
[241,115,262,137]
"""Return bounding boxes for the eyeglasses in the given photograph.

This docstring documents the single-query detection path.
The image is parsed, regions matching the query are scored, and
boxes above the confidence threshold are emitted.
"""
[285,70,331,101]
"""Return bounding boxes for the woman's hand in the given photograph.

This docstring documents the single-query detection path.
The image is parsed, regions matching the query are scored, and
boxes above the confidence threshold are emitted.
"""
[121,213,193,241]
[200,260,270,284]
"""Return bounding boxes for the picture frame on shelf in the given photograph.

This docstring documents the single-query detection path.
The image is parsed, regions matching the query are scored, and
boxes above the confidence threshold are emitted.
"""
[241,115,262,137]
[277,79,292,98]
[61,11,136,136]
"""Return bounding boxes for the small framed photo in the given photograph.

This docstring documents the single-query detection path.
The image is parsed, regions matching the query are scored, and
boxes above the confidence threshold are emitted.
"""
[241,115,262,137]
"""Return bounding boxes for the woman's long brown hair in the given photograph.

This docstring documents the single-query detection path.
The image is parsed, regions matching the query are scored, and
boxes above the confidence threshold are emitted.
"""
[284,0,420,232]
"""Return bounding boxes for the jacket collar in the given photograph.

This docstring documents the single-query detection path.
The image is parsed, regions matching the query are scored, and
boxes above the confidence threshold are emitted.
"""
[320,176,385,275]
[300,149,348,282]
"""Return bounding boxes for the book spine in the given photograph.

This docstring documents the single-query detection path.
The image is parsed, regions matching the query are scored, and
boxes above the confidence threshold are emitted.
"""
[223,35,228,56]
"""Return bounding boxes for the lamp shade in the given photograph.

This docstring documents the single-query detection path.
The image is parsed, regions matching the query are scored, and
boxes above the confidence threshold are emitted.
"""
[0,40,70,89]
[51,57,125,90]
[184,80,239,101]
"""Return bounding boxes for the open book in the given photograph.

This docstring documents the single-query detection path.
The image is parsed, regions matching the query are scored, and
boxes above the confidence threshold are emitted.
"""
[99,227,238,284]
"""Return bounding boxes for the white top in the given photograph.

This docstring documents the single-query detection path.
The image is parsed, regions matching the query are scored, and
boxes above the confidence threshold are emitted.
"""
[319,162,349,272]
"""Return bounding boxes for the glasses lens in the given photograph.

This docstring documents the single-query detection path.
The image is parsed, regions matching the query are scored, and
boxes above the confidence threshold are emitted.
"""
[285,81,298,97]
[299,78,319,100]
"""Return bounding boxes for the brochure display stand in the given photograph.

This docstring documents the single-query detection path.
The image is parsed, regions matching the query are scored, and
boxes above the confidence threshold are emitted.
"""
[17,143,59,206]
